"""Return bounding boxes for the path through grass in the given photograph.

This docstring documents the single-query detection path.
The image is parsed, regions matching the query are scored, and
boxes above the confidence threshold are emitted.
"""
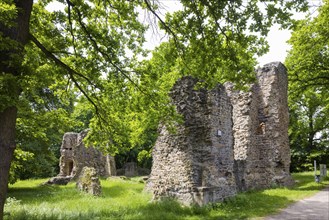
[4,172,329,220]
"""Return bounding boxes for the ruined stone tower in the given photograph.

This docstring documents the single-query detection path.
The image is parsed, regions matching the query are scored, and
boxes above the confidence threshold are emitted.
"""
[147,62,293,205]
[227,62,293,191]
[146,77,237,206]
[58,130,116,179]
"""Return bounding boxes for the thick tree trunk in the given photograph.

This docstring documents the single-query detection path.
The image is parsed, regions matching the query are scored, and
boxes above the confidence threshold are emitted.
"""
[0,107,18,219]
[0,1,33,219]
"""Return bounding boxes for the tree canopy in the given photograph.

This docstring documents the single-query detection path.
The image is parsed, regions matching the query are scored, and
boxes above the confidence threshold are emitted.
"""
[286,0,329,171]
[286,0,329,93]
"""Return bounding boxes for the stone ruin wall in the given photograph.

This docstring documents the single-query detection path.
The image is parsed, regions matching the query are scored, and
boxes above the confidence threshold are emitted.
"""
[147,62,293,205]
[58,130,116,180]
[147,77,236,206]
[227,62,293,191]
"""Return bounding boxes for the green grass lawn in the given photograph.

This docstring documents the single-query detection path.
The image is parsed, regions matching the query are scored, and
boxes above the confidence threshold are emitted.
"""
[4,172,329,220]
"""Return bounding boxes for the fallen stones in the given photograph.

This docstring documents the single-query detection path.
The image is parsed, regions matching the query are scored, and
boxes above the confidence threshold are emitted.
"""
[44,176,72,185]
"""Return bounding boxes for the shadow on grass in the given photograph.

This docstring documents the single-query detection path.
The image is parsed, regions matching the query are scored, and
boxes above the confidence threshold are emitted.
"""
[7,183,86,205]
[293,173,329,191]
[8,184,62,196]
[7,180,145,206]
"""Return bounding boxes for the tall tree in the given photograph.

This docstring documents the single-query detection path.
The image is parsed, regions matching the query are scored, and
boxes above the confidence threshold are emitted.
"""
[0,0,308,218]
[286,0,329,171]
[0,0,33,217]
[289,90,329,171]
[1,0,147,217]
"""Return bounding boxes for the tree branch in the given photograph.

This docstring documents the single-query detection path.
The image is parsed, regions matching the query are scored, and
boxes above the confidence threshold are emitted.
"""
[143,0,181,50]
[201,1,229,41]
[29,33,103,119]
[72,4,154,98]
[66,0,78,55]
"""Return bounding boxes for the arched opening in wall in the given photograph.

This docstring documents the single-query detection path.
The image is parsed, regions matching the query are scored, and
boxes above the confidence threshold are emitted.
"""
[64,160,74,176]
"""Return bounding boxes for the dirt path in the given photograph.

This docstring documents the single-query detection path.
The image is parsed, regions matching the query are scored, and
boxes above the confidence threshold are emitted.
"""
[265,186,329,220]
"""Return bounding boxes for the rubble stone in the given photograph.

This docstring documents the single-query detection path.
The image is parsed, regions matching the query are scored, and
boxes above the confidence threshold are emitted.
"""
[44,176,71,185]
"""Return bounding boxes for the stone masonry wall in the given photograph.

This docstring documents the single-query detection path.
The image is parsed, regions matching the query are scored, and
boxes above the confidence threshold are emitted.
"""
[146,76,236,206]
[58,130,116,179]
[227,62,293,191]
[147,62,293,205]
[257,62,292,186]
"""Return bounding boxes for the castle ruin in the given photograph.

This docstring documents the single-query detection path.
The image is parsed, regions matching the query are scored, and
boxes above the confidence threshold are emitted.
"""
[57,130,116,180]
[146,62,293,205]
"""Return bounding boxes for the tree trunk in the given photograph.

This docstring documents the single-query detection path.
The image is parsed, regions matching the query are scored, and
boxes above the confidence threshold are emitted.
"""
[0,107,18,219]
[307,109,315,152]
[0,1,33,219]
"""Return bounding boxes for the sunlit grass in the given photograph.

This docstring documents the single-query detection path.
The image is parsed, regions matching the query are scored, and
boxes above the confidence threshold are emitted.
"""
[4,172,329,220]
[206,172,329,219]
[5,177,152,219]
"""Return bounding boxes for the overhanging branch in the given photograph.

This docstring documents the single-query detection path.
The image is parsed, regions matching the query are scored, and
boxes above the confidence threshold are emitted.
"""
[29,33,103,119]
[72,4,157,100]
[143,0,179,46]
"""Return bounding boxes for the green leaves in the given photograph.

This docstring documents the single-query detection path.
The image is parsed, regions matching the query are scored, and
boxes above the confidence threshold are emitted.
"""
[152,0,308,88]
[9,149,34,184]
[286,0,329,94]
[0,0,17,27]
[286,0,329,171]
[0,73,20,112]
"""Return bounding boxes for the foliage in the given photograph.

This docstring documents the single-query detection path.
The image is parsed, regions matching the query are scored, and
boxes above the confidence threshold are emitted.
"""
[286,0,329,93]
[153,0,308,88]
[25,0,152,156]
[100,0,311,166]
[289,90,329,172]
[8,149,34,185]
[286,0,329,171]
[0,1,17,28]
[8,39,92,182]
[4,172,329,220]
[21,0,310,153]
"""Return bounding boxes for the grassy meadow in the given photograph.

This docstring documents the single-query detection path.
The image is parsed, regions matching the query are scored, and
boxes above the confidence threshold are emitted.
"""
[4,172,329,220]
